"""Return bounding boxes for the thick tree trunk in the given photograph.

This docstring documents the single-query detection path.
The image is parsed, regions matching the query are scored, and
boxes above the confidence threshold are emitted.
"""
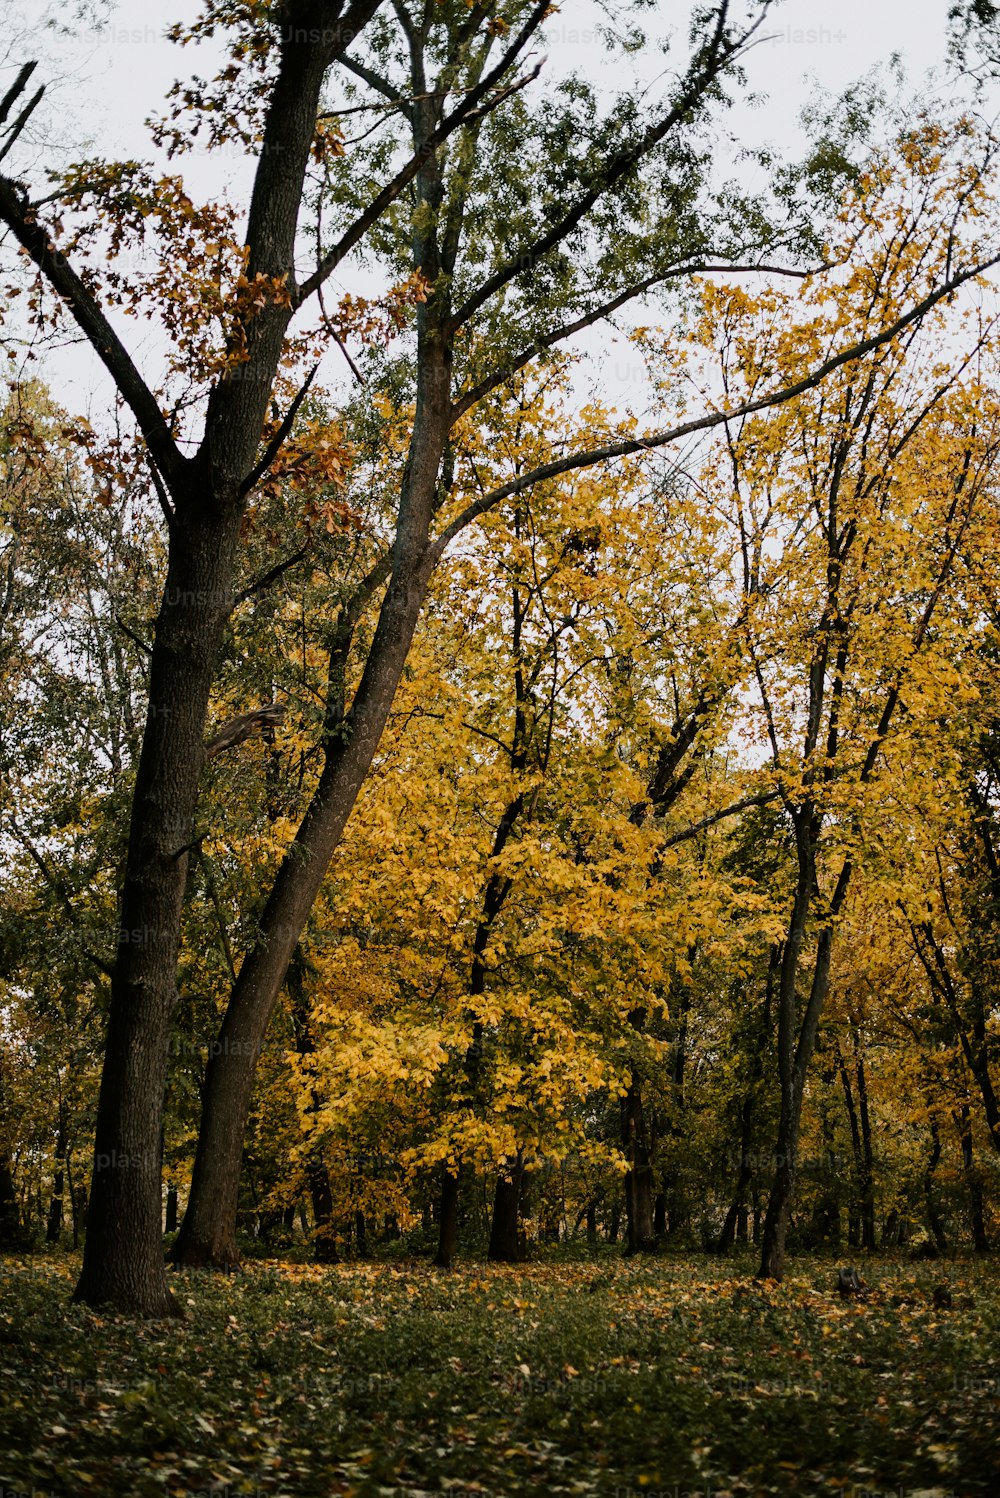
[171,503,445,1267]
[61,4,367,1316]
[74,503,242,1315]
[488,1154,526,1262]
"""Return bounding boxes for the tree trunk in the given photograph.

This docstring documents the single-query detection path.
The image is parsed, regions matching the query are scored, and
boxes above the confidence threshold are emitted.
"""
[305,1151,339,1263]
[0,1155,20,1248]
[717,1149,753,1254]
[923,1118,948,1251]
[855,1042,876,1251]
[74,501,242,1315]
[434,1166,460,1268]
[66,1149,80,1250]
[47,1167,64,1245]
[758,809,839,1282]
[956,1104,990,1253]
[282,950,340,1263]
[488,1154,525,1262]
[718,951,777,1254]
[622,1075,656,1254]
[47,1101,67,1244]
[164,1184,178,1235]
[173,338,453,1269]
[62,6,372,1316]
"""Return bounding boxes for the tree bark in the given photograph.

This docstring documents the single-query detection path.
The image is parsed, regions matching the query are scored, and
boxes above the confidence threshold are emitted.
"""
[171,354,451,1266]
[71,501,242,1313]
[0,1155,19,1249]
[718,949,776,1253]
[47,1107,66,1244]
[923,1117,948,1250]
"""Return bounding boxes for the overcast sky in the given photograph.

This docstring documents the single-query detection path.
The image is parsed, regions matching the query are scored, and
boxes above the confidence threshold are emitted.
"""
[4,0,996,415]
[23,0,978,155]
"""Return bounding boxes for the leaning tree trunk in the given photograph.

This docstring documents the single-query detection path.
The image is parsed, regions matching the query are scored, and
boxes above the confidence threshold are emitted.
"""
[172,335,454,1269]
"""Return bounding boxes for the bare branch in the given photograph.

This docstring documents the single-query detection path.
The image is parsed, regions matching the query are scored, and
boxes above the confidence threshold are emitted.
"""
[454,259,821,418]
[234,543,312,605]
[205,702,285,758]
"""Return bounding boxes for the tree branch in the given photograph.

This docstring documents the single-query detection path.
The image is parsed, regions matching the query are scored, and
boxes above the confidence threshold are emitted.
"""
[453,259,820,418]
[0,67,185,487]
[296,0,551,307]
[234,543,312,605]
[205,702,285,758]
[430,250,1000,560]
[239,363,319,497]
[446,0,770,334]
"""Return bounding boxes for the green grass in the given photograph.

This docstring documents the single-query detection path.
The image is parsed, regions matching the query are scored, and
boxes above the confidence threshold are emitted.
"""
[1,1250,998,1496]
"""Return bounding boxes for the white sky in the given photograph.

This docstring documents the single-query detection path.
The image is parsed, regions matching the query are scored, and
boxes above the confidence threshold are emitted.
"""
[3,0,995,417]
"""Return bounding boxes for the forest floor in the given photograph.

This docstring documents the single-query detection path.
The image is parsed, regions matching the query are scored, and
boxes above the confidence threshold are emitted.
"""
[0,1249,997,1497]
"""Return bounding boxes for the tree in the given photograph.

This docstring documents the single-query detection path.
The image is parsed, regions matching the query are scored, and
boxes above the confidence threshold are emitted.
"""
[683,121,1000,1279]
[3,2,999,1312]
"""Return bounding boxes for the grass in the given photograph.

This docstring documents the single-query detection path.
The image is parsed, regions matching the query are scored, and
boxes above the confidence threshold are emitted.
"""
[1,1249,998,1496]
